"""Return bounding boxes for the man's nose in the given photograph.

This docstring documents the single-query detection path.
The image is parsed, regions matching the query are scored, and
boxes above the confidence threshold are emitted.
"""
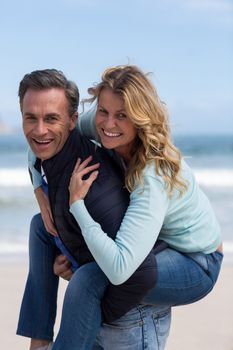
[34,120,47,135]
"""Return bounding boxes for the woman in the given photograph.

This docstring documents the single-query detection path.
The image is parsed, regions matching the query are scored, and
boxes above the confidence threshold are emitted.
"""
[29,65,223,349]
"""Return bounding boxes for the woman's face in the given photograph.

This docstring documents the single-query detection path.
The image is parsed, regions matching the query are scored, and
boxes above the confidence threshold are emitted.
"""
[95,88,137,160]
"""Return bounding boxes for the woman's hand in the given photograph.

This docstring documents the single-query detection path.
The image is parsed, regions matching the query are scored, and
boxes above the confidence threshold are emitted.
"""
[34,187,58,236]
[53,254,73,281]
[69,156,100,206]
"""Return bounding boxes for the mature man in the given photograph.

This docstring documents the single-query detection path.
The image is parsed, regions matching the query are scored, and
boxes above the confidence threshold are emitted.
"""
[16,69,170,350]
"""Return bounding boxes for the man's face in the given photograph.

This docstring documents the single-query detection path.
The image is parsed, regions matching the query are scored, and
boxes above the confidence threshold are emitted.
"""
[22,88,77,161]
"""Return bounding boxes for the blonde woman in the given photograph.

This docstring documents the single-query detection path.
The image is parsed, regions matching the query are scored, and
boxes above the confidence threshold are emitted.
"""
[29,65,223,349]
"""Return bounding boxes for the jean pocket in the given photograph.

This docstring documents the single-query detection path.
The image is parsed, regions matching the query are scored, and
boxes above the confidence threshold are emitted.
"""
[103,308,144,330]
[102,319,144,330]
[185,252,209,272]
[152,308,171,339]
[213,251,224,259]
[100,321,144,350]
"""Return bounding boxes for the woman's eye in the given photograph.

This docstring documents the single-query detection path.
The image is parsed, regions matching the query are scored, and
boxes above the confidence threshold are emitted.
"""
[98,108,107,115]
[117,113,127,120]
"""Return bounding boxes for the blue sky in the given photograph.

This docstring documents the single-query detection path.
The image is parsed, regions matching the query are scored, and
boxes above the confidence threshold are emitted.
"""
[0,0,232,134]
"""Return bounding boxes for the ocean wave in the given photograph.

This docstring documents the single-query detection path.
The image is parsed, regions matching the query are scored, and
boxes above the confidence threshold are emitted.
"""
[0,242,28,254]
[193,169,233,187]
[0,240,232,266]
[1,167,233,188]
[0,168,31,186]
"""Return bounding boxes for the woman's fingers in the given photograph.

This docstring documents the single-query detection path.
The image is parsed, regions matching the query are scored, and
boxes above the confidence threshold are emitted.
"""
[75,156,93,172]
[69,169,99,204]
[86,171,99,185]
[74,163,100,177]
[73,158,81,173]
[73,156,100,175]
[69,156,100,204]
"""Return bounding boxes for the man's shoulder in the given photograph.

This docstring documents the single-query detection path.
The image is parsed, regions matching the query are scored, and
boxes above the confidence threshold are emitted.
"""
[78,135,114,166]
[73,131,125,184]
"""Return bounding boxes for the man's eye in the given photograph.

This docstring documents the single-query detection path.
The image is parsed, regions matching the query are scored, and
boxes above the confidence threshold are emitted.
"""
[25,115,36,121]
[46,116,58,122]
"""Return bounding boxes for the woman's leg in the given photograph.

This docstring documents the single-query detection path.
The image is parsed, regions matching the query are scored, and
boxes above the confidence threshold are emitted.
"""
[94,305,171,350]
[17,214,59,342]
[143,248,223,305]
[52,262,109,350]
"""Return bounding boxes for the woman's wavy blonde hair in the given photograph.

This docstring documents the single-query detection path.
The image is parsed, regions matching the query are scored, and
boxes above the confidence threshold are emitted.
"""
[86,65,187,195]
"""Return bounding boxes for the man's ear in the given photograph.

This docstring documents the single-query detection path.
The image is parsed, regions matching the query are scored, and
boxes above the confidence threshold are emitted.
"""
[70,112,78,130]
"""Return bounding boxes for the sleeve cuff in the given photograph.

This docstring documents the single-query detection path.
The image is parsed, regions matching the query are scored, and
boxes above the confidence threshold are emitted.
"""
[70,199,95,231]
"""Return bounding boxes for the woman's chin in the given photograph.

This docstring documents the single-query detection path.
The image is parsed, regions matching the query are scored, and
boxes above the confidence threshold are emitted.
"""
[100,139,117,150]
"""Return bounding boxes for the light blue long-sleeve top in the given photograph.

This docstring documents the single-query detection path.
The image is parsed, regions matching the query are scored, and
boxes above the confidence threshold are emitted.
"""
[29,108,222,285]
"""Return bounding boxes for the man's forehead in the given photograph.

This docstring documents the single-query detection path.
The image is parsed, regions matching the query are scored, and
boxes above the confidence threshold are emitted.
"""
[22,88,68,110]
[24,87,66,99]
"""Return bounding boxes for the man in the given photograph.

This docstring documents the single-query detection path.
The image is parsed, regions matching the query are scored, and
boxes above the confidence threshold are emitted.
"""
[16,69,170,350]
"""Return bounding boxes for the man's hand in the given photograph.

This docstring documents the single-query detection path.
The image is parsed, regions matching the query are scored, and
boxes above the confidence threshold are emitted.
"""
[53,254,73,281]
[34,187,58,236]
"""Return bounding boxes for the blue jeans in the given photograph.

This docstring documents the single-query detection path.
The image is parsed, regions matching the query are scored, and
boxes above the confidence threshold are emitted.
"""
[143,248,223,306]
[17,214,223,349]
[93,305,171,350]
[17,215,171,349]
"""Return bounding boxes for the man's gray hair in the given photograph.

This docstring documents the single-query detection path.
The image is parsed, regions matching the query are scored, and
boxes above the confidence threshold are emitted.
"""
[18,69,79,116]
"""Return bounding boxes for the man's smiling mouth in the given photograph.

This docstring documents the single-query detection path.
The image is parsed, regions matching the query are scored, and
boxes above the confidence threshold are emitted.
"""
[33,138,53,144]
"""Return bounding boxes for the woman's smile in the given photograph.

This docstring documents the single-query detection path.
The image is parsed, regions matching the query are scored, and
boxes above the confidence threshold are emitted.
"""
[96,88,137,160]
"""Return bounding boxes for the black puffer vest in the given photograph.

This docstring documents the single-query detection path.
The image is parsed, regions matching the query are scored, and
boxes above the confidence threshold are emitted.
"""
[34,129,165,323]
[38,129,128,266]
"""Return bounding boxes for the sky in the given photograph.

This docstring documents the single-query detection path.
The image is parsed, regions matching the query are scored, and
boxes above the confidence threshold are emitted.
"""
[0,0,232,135]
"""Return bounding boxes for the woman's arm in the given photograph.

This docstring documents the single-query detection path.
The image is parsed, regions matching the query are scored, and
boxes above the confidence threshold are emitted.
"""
[70,171,169,285]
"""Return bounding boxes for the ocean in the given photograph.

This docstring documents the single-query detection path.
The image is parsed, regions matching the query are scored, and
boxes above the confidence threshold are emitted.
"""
[0,133,232,265]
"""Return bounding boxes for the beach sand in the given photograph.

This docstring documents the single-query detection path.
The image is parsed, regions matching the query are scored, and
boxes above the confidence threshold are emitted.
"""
[1,263,232,350]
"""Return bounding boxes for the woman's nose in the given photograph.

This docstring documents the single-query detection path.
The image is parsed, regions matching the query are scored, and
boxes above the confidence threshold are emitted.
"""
[104,116,116,129]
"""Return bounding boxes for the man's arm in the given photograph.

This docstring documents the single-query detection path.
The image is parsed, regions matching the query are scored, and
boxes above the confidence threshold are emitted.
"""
[28,148,43,190]
[34,187,57,236]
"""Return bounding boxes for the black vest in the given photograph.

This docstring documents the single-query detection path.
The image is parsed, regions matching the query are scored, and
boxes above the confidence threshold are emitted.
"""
[35,128,161,322]
[38,129,129,266]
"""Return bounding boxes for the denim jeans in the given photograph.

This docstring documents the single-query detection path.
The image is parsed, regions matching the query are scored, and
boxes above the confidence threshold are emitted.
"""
[17,214,171,349]
[17,214,223,349]
[93,305,171,350]
[143,247,223,306]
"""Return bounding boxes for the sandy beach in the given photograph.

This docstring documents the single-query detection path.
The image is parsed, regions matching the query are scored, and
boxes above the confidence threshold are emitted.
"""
[1,263,232,350]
